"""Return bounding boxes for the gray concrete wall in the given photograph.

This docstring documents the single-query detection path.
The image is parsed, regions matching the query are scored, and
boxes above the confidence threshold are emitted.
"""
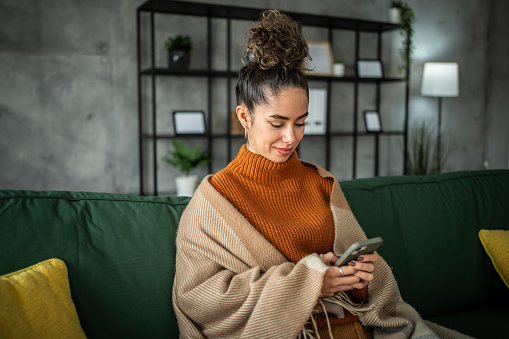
[483,0,509,170]
[1,0,507,193]
[0,0,139,192]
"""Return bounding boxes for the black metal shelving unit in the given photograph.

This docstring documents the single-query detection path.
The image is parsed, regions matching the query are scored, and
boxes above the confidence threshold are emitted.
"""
[137,0,408,195]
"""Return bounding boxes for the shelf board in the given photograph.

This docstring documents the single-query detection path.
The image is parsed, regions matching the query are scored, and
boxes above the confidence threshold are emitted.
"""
[140,68,405,83]
[140,68,237,77]
[142,133,245,139]
[355,131,405,136]
[142,134,209,139]
[138,0,400,32]
[142,131,404,139]
[305,131,405,137]
[307,75,405,83]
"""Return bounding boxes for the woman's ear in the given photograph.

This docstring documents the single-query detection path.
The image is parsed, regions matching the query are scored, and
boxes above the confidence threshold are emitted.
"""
[236,105,250,128]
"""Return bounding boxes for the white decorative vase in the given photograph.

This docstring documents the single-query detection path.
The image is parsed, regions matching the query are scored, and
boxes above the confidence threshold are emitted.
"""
[333,63,345,77]
[175,175,198,196]
[388,8,401,23]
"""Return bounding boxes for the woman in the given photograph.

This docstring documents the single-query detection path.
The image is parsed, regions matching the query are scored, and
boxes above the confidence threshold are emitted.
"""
[173,9,469,339]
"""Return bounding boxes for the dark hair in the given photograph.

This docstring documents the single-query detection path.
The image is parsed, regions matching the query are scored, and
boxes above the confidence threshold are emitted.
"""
[236,10,310,114]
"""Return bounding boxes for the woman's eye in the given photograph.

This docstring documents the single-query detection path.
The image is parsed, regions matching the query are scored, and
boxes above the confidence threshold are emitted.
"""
[270,122,305,128]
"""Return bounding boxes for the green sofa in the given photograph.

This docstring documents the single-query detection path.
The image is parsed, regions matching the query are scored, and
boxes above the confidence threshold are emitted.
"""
[1,170,508,338]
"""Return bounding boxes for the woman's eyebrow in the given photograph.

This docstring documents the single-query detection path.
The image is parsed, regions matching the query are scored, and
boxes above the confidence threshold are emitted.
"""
[268,112,309,120]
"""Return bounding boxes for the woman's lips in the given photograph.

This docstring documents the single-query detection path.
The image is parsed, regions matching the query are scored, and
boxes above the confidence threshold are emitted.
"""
[275,147,293,156]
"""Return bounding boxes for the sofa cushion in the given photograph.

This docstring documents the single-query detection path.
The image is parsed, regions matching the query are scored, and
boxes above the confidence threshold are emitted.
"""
[0,191,191,339]
[479,229,509,288]
[340,170,509,317]
[0,258,86,339]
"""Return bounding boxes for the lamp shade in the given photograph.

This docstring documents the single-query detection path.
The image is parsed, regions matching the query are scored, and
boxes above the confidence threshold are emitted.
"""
[421,62,459,97]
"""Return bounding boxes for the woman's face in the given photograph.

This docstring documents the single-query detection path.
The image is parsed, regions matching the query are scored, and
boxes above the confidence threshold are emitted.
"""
[241,87,309,163]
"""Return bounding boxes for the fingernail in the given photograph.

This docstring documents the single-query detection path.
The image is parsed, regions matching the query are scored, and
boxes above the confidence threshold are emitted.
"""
[348,261,356,267]
[357,256,364,261]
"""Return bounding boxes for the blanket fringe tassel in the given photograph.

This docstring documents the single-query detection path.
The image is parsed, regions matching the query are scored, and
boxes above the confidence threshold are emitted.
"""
[299,292,377,338]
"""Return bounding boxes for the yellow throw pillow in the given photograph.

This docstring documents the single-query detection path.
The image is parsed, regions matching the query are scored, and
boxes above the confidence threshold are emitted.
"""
[0,258,87,338]
[479,229,509,288]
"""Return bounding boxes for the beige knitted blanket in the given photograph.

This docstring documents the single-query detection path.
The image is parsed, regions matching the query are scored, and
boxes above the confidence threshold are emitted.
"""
[172,165,472,339]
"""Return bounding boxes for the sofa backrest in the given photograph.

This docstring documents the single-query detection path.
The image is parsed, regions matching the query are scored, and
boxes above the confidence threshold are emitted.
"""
[2,170,508,337]
[0,191,191,339]
[340,170,509,317]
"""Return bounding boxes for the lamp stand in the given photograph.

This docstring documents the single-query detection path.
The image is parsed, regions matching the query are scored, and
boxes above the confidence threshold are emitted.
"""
[422,62,459,173]
[437,97,442,173]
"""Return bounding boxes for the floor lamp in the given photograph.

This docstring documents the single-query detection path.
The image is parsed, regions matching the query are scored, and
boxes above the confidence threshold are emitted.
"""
[421,62,459,172]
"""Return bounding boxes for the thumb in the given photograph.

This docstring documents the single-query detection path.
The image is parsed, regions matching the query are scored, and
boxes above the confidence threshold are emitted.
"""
[322,252,338,265]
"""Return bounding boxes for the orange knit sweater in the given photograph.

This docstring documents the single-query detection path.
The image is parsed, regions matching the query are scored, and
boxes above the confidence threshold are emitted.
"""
[209,145,368,336]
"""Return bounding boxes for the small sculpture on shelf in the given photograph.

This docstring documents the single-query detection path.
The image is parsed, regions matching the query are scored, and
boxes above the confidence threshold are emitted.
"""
[162,140,212,196]
[165,34,193,70]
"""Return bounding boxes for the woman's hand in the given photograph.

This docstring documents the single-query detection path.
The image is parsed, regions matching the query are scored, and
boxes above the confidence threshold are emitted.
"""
[319,252,379,298]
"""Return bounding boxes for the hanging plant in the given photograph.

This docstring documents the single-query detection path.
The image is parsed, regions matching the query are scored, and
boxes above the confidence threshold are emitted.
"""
[391,1,415,83]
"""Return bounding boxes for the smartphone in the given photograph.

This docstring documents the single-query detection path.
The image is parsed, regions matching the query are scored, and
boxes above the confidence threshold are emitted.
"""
[333,237,383,267]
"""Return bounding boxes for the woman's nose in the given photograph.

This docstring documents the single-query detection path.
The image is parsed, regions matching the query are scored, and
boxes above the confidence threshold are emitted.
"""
[282,126,296,144]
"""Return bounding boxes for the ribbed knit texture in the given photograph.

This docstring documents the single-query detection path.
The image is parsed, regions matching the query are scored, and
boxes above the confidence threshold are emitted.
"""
[210,145,335,262]
[210,145,368,332]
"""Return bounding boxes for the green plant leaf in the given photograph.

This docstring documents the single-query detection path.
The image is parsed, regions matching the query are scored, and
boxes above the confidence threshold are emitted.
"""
[406,122,450,175]
[165,34,193,51]
[390,1,415,83]
[161,140,212,176]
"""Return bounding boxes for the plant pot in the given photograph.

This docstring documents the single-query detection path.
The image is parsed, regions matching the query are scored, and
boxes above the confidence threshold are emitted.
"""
[333,63,345,77]
[388,8,401,24]
[175,175,198,196]
[168,50,190,70]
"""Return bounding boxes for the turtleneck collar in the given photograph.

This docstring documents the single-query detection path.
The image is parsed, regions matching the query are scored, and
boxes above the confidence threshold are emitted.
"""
[226,144,303,184]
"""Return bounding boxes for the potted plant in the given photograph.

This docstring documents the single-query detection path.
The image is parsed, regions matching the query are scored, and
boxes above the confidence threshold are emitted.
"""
[390,1,415,83]
[162,140,212,196]
[406,122,449,175]
[333,59,345,77]
[165,34,193,70]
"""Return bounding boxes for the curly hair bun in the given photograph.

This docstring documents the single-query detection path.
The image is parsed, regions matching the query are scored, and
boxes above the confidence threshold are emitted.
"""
[245,10,310,70]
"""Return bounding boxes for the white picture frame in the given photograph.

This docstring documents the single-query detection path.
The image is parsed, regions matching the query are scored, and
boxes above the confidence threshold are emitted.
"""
[306,41,333,76]
[364,111,382,133]
[357,60,383,78]
[173,111,206,135]
[305,88,327,135]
